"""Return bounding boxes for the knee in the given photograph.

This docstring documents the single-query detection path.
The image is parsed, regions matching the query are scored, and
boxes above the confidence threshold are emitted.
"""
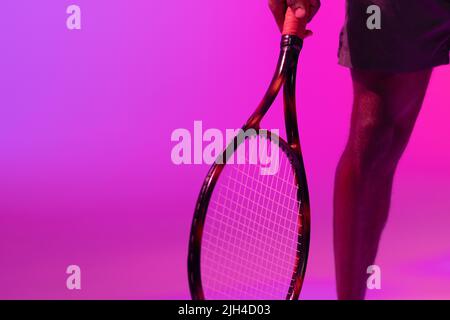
[344,69,427,177]
[346,98,412,176]
[345,125,395,176]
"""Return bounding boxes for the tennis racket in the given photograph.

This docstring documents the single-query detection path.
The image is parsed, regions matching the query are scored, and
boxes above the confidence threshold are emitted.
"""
[188,8,311,300]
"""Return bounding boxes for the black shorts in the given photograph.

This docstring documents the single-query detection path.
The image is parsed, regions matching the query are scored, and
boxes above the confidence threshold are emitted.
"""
[338,0,450,72]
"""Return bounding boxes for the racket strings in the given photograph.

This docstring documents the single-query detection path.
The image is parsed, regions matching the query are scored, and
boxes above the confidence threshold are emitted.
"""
[201,135,303,300]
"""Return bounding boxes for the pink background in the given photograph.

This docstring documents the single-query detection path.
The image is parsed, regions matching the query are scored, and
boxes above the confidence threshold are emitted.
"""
[1,1,449,299]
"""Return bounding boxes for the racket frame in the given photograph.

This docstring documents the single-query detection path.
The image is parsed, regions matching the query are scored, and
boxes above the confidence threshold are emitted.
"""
[188,35,311,300]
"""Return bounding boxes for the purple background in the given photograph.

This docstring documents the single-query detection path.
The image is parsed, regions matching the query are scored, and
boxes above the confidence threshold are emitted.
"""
[1,1,449,299]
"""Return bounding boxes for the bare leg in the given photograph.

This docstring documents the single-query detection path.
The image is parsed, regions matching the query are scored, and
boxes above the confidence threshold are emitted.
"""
[334,69,432,300]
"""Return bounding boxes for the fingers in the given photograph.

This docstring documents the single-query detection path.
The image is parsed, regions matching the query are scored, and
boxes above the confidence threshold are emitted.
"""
[268,0,287,31]
[269,0,320,37]
[303,30,313,38]
[308,0,321,22]
[287,0,309,20]
[287,0,321,22]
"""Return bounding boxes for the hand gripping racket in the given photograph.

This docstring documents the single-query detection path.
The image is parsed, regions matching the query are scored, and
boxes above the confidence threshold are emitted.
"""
[188,8,311,300]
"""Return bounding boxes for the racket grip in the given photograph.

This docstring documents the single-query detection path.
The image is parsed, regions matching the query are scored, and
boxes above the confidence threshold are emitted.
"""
[282,7,307,38]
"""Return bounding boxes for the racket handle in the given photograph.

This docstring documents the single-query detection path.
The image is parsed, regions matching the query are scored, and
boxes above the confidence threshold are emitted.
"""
[282,7,307,38]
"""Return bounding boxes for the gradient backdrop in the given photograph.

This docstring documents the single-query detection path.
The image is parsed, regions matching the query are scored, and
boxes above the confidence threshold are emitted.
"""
[1,1,449,299]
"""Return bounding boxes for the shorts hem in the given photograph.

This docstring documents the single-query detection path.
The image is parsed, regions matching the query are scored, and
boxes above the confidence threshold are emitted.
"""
[337,56,450,73]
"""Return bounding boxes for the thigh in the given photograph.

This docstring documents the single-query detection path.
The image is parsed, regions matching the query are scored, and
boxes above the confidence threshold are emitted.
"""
[350,69,432,125]
[348,69,433,164]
